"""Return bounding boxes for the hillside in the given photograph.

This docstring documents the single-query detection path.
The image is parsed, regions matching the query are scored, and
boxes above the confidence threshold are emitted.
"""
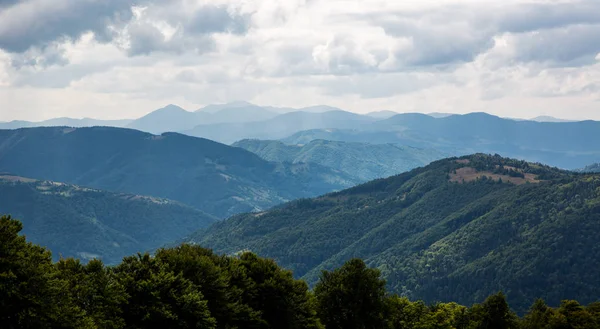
[233,139,445,181]
[0,127,358,218]
[0,175,216,264]
[188,154,600,312]
[283,113,600,169]
[183,111,376,144]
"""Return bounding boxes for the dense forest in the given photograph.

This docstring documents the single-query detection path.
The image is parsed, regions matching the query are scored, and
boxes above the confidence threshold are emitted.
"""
[2,215,599,329]
[0,175,216,264]
[190,154,600,313]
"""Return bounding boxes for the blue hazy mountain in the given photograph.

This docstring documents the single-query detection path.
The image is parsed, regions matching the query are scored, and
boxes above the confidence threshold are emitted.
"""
[183,110,377,144]
[0,127,359,218]
[283,112,600,169]
[234,139,445,182]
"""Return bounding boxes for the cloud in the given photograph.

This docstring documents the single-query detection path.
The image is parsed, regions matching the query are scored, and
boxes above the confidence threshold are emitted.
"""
[0,0,134,53]
[2,0,600,122]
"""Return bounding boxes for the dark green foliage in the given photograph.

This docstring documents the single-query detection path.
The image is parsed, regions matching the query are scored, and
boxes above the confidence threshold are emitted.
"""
[191,154,600,313]
[113,253,216,329]
[0,126,357,218]
[476,292,519,329]
[314,258,387,329]
[0,215,91,328]
[2,218,600,328]
[0,175,216,264]
[234,139,445,182]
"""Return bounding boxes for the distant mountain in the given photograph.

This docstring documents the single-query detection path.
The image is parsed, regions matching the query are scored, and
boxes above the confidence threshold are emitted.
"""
[0,127,357,218]
[366,110,398,119]
[282,128,414,145]
[233,139,445,182]
[283,112,600,169]
[189,154,600,313]
[530,115,576,123]
[183,110,376,144]
[577,163,600,173]
[426,112,455,118]
[196,103,278,123]
[0,174,216,264]
[126,104,204,133]
[127,102,279,134]
[297,105,345,113]
[0,118,132,129]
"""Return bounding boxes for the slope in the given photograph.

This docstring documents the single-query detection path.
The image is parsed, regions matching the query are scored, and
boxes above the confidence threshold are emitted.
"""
[189,154,600,313]
[0,127,358,218]
[183,110,377,144]
[283,113,600,169]
[0,175,216,264]
[233,139,445,181]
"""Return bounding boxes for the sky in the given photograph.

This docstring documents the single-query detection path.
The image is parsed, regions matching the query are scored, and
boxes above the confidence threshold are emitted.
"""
[0,0,599,121]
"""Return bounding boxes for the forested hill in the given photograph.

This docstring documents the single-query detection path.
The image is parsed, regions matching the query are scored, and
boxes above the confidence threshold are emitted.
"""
[0,175,216,264]
[189,154,600,313]
[0,127,358,218]
[233,139,445,182]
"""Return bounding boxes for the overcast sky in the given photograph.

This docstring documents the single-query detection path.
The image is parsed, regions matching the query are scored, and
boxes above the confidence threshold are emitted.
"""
[0,0,599,121]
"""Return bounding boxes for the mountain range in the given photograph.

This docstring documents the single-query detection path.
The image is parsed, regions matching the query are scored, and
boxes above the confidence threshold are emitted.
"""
[233,139,446,182]
[188,154,600,313]
[283,112,600,169]
[0,174,216,264]
[4,104,597,170]
[0,127,358,218]
[0,117,132,129]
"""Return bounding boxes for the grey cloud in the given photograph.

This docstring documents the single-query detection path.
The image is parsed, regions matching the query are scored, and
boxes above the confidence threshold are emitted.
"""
[10,43,69,68]
[0,0,135,53]
[509,24,600,66]
[126,4,249,56]
[0,0,249,57]
[186,5,250,35]
[361,0,600,68]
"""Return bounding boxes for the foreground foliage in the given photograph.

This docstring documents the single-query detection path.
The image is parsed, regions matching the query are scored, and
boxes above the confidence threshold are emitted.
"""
[2,215,600,328]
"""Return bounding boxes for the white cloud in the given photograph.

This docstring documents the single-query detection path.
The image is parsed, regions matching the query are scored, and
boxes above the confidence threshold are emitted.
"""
[1,0,600,122]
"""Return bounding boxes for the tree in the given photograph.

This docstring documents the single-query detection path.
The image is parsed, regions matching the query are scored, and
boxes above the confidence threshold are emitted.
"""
[236,252,323,329]
[155,245,267,329]
[113,253,216,329]
[314,258,387,329]
[56,258,127,329]
[0,215,91,328]
[521,299,552,329]
[476,292,518,329]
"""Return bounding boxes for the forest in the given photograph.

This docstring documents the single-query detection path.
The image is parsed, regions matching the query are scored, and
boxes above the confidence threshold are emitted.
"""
[2,215,599,329]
